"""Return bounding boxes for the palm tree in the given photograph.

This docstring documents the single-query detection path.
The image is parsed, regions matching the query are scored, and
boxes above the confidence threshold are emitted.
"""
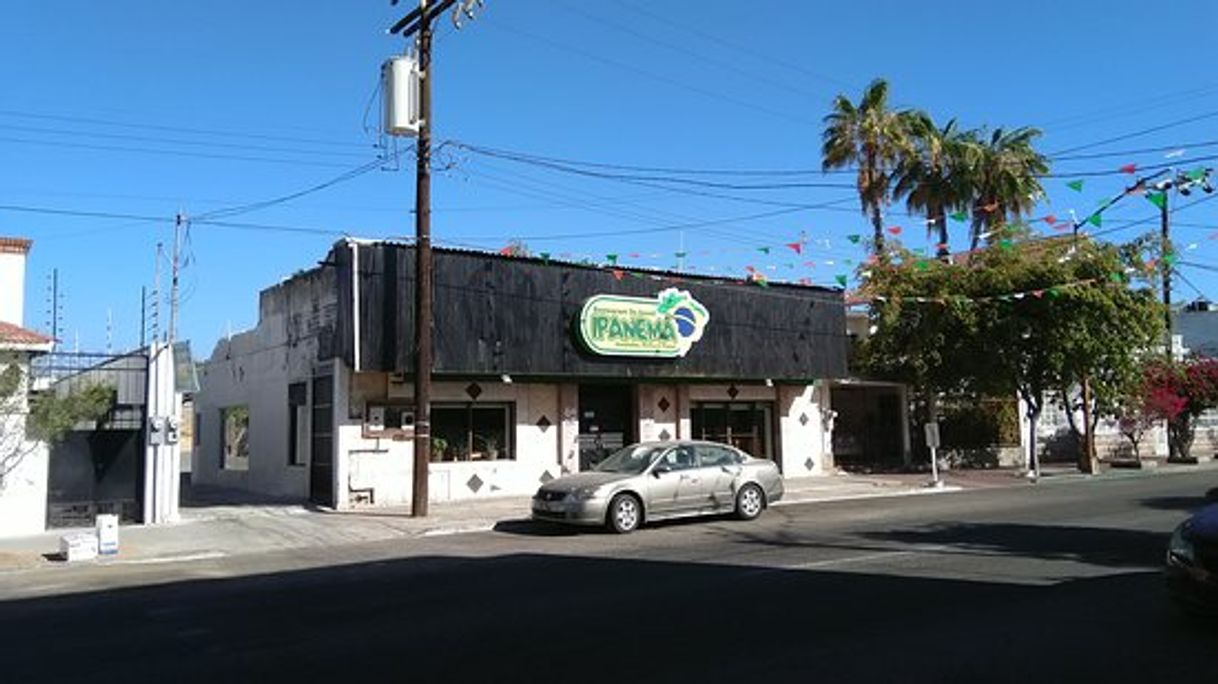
[961,127,1049,252]
[893,112,970,259]
[822,79,909,255]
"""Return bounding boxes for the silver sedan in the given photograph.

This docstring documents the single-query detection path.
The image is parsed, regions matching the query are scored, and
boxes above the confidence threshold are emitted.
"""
[531,441,784,533]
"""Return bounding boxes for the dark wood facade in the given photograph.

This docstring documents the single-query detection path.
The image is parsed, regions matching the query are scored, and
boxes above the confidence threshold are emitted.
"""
[332,242,847,382]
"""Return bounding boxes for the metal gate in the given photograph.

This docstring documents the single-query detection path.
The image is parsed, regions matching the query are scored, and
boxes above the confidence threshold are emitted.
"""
[33,351,148,527]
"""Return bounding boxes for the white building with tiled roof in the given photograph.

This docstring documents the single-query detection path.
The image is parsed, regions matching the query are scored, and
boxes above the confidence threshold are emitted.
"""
[0,237,53,537]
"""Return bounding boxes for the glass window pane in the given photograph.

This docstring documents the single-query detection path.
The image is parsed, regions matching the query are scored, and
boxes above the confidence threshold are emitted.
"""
[432,407,470,462]
[471,407,508,461]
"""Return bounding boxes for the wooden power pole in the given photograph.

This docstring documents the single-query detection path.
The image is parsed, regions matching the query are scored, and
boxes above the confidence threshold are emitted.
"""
[388,0,486,517]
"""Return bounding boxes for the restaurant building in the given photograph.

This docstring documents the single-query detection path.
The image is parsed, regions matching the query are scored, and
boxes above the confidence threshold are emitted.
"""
[193,240,849,508]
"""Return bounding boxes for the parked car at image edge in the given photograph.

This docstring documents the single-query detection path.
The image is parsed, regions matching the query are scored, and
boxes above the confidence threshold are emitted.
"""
[1166,497,1218,614]
[532,441,784,533]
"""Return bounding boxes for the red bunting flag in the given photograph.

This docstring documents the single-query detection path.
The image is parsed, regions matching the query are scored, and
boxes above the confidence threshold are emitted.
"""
[786,242,803,254]
[1031,290,1045,299]
[887,226,903,236]
[627,252,641,259]
[798,277,812,286]
[1043,214,1057,225]
[1053,222,1071,232]
[745,265,756,273]
[612,269,625,281]
[802,260,817,267]
[498,245,514,256]
[1119,163,1137,174]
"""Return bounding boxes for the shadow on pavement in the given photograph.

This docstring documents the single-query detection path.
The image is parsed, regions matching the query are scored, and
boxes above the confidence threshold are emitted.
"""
[1141,487,1218,513]
[0,546,1214,684]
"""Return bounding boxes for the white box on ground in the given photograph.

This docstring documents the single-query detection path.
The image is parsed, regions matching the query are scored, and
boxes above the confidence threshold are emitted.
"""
[60,533,98,562]
[96,514,119,555]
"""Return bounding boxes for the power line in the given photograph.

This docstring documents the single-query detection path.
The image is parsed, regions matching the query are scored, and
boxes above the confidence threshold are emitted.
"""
[0,135,368,169]
[1048,110,1218,156]
[0,108,370,149]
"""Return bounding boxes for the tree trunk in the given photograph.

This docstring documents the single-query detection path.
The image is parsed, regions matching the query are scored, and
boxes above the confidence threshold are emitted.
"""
[1079,374,1099,474]
[932,204,949,259]
[870,202,885,255]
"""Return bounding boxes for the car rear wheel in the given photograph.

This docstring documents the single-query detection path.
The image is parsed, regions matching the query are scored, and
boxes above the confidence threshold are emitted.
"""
[607,493,642,534]
[735,483,765,521]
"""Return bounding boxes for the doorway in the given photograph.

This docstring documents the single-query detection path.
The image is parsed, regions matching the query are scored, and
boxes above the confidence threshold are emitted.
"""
[577,384,635,471]
[309,374,334,506]
[690,402,774,461]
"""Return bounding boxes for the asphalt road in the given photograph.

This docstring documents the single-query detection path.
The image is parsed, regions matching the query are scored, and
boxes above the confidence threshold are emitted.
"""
[2,469,1217,683]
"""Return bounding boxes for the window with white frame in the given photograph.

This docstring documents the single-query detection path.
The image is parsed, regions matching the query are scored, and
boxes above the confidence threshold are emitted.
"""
[431,403,513,462]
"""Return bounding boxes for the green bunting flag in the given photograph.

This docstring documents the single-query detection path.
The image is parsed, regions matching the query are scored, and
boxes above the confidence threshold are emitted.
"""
[606,254,618,265]
[1146,191,1167,210]
[757,247,771,255]
[540,252,551,263]
[1187,167,1208,182]
[1164,252,1178,266]
[999,239,1014,250]
[674,251,687,258]
[949,210,968,222]
[1088,214,1102,228]
[1067,180,1085,192]
[847,234,861,244]
[915,260,930,271]
[1109,272,1124,283]
[834,274,848,287]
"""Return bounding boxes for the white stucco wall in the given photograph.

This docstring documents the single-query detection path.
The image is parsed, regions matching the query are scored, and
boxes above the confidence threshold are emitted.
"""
[336,377,565,507]
[686,382,830,478]
[0,248,27,327]
[0,355,48,538]
[193,268,335,500]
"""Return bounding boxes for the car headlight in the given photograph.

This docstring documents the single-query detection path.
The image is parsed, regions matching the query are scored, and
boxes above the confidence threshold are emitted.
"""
[568,486,601,502]
[1168,524,1195,564]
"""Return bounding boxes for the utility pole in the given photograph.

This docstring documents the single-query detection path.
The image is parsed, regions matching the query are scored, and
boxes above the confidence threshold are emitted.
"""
[153,242,163,345]
[388,0,486,517]
[1160,191,1173,359]
[140,286,147,350]
[169,213,183,345]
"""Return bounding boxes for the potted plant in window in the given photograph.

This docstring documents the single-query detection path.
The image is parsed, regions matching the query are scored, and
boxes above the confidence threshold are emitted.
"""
[431,437,449,462]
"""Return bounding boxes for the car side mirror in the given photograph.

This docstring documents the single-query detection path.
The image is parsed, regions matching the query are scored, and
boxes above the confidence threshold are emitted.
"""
[652,465,670,477]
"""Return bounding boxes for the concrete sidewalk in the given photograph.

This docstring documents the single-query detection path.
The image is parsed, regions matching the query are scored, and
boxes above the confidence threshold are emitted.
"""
[0,462,1209,573]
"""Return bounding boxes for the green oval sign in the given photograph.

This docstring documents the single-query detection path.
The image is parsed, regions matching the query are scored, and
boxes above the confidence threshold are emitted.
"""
[578,288,709,358]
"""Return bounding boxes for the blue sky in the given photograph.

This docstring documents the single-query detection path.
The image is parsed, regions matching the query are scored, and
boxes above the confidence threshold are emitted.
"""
[3,0,1218,356]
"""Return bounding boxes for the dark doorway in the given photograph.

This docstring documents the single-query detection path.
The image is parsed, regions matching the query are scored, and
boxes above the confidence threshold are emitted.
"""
[690,402,774,461]
[309,374,334,506]
[831,385,906,471]
[578,384,634,470]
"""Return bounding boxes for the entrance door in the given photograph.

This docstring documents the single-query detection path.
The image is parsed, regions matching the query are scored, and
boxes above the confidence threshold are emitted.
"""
[690,402,774,460]
[309,374,334,506]
[578,385,634,471]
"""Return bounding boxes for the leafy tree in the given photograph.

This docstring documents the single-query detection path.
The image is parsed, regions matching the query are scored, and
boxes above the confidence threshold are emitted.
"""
[859,236,1162,473]
[0,353,115,491]
[1139,357,1218,461]
[822,79,910,255]
[893,113,970,258]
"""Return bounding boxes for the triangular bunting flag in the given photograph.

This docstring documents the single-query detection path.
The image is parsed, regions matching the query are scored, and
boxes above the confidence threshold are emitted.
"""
[834,274,848,287]
[949,211,968,222]
[887,226,903,236]
[1043,214,1057,225]
[757,247,771,255]
[539,252,551,263]
[498,245,514,256]
[1146,191,1167,210]
[612,269,625,281]
[1164,252,1178,266]
[1088,214,1102,228]
[786,242,803,254]
[847,234,861,244]
[606,254,618,265]
[1119,163,1137,174]
[1066,180,1085,192]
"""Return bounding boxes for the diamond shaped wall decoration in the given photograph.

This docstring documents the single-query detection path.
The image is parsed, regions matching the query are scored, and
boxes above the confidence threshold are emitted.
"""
[658,429,672,441]
[799,412,809,426]
[727,385,740,399]
[465,383,483,400]
[657,397,670,413]
[804,458,815,471]
[536,415,552,432]
[539,470,554,484]
[467,474,484,493]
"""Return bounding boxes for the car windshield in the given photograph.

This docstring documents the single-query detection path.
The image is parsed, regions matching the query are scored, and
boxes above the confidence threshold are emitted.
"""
[594,445,667,474]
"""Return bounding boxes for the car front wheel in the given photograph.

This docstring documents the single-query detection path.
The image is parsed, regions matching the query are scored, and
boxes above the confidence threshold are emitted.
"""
[607,494,642,534]
[735,483,765,521]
